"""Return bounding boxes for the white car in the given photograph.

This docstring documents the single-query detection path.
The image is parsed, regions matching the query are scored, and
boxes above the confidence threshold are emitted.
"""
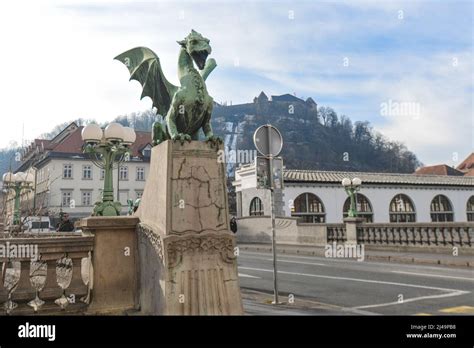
[23,216,53,232]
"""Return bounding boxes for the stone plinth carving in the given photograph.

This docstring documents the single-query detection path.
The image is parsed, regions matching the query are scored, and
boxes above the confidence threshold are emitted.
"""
[136,140,243,315]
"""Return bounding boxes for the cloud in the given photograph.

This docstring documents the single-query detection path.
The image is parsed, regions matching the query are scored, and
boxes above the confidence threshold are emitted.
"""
[0,0,471,167]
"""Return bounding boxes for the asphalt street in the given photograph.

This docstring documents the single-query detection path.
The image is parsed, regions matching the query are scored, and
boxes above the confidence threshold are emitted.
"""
[237,250,474,315]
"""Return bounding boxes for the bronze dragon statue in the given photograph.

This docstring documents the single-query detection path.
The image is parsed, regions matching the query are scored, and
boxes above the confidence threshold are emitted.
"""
[115,30,221,147]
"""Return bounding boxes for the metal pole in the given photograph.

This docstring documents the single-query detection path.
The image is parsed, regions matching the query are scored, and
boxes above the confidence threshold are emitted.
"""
[33,169,37,213]
[267,126,279,304]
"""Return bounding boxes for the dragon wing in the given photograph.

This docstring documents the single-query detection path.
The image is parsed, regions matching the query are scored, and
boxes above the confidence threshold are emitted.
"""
[114,47,178,117]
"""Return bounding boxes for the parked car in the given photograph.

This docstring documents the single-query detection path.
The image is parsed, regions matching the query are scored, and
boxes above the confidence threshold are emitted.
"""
[23,216,53,232]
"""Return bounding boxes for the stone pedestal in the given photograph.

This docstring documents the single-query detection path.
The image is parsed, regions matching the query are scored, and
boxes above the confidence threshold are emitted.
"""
[136,140,243,315]
[343,217,364,244]
[79,216,139,314]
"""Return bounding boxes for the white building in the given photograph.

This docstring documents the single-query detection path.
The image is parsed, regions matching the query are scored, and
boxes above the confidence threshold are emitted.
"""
[10,122,152,224]
[234,156,474,224]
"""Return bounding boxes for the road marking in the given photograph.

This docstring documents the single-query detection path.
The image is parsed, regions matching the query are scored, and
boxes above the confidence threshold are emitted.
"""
[392,271,474,281]
[265,259,326,266]
[238,273,261,279]
[238,266,470,309]
[238,266,467,293]
[353,290,468,310]
[439,306,474,314]
[414,313,432,316]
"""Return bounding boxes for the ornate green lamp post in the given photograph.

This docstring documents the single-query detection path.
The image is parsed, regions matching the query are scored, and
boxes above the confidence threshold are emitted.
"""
[3,171,34,227]
[81,123,136,216]
[342,177,362,218]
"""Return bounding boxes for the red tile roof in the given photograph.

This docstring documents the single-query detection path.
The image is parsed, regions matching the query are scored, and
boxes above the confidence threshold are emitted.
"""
[415,164,464,176]
[37,126,152,158]
[464,168,474,176]
[456,152,474,172]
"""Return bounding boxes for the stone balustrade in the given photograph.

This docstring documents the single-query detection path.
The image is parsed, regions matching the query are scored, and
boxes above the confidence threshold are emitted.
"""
[326,224,347,243]
[0,232,94,315]
[356,222,473,247]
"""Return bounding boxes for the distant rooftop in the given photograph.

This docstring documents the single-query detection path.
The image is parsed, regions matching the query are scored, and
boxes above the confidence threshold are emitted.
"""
[415,164,464,176]
[283,169,474,187]
[270,93,305,103]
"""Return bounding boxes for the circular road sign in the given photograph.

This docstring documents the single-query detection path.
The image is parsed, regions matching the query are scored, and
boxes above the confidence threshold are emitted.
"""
[253,124,283,157]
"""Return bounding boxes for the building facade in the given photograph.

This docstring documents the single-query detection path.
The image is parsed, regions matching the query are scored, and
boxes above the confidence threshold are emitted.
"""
[6,122,152,224]
[234,156,474,224]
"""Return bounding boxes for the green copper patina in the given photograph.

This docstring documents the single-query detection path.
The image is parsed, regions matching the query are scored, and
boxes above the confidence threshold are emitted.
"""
[83,142,130,216]
[115,30,221,146]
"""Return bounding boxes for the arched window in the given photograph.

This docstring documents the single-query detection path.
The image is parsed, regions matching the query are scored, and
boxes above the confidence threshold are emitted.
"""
[430,195,453,222]
[389,194,416,223]
[292,193,325,223]
[467,196,474,222]
[249,197,264,216]
[343,194,373,222]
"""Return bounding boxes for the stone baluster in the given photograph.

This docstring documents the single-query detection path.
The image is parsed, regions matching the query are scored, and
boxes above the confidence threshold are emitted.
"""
[448,227,455,246]
[465,226,472,247]
[80,252,93,304]
[456,227,462,246]
[2,260,21,314]
[55,255,73,309]
[433,227,439,245]
[28,261,47,312]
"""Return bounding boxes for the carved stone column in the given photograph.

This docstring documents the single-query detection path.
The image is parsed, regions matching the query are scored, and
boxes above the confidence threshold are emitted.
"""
[136,140,243,315]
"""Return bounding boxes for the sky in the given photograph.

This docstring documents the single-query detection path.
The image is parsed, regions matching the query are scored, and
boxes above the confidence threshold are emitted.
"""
[0,0,472,166]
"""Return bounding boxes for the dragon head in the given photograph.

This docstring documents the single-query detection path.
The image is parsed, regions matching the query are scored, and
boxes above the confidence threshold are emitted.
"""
[177,29,212,70]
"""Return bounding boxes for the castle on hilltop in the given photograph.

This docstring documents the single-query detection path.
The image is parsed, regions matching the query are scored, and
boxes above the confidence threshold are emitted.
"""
[253,91,317,110]
[214,91,318,119]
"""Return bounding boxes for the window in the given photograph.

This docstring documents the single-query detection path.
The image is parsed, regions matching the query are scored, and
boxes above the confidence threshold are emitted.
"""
[249,197,264,216]
[430,195,454,222]
[467,196,474,221]
[100,169,105,180]
[142,144,152,158]
[343,194,373,222]
[81,191,92,206]
[63,164,73,179]
[61,191,72,207]
[136,190,143,199]
[82,165,92,180]
[119,166,128,180]
[389,194,416,223]
[136,167,145,181]
[292,193,325,223]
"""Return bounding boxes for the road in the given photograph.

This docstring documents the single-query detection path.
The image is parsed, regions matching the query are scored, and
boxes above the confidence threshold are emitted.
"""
[237,250,474,315]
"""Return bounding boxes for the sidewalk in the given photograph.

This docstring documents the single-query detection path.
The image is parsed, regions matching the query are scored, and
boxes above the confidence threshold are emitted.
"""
[241,288,357,315]
[238,243,474,268]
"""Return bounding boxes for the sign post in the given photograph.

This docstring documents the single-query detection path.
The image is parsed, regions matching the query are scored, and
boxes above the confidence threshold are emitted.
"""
[253,124,283,305]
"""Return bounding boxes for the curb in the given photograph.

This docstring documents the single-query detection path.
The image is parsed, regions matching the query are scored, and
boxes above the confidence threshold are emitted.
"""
[238,245,472,268]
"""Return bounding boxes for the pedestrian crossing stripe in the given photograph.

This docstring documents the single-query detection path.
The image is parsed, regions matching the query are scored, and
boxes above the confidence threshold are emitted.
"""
[439,306,474,314]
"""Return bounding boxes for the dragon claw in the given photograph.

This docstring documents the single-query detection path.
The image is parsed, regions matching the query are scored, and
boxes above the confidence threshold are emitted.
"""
[206,135,223,149]
[172,133,192,144]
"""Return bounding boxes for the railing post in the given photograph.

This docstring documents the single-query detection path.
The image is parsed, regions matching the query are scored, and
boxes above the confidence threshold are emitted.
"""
[79,216,139,314]
[343,217,363,244]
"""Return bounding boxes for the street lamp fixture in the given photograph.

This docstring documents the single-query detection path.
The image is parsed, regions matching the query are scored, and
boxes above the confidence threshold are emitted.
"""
[342,177,362,218]
[3,171,34,227]
[81,122,136,216]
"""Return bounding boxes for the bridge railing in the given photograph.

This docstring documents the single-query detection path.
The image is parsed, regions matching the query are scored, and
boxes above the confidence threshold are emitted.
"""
[0,232,94,315]
[356,223,473,247]
[326,224,347,243]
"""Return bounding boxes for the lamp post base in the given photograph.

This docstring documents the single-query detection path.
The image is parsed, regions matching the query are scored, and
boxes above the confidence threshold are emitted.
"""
[93,201,122,216]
